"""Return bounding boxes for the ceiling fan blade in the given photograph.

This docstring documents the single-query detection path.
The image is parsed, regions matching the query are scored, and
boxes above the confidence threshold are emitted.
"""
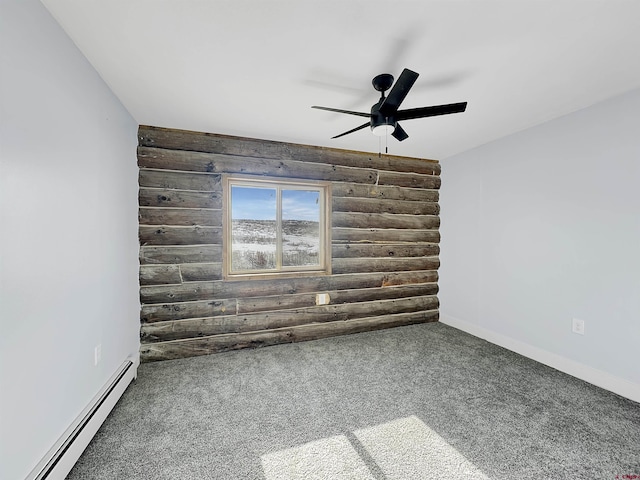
[392,123,409,141]
[379,68,419,116]
[331,121,371,139]
[396,102,467,121]
[312,106,370,117]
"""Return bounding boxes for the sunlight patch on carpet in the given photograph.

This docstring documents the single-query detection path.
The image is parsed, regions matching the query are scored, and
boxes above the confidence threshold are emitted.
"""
[354,415,489,479]
[261,416,489,480]
[261,435,376,480]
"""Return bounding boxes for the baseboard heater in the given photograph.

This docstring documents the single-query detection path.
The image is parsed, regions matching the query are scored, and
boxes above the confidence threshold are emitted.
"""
[26,358,138,480]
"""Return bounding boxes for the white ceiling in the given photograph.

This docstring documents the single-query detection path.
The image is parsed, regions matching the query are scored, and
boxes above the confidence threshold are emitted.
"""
[42,0,640,160]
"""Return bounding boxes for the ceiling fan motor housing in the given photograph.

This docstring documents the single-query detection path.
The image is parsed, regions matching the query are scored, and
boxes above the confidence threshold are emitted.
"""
[371,100,396,136]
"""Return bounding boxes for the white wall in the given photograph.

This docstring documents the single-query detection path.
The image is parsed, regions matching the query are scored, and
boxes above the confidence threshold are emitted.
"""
[440,88,640,402]
[0,1,140,479]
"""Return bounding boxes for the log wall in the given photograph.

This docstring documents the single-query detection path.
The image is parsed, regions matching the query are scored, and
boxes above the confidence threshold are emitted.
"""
[138,125,441,361]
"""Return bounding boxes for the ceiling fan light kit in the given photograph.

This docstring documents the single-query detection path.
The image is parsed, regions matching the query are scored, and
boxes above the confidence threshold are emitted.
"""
[312,68,467,143]
[372,124,395,136]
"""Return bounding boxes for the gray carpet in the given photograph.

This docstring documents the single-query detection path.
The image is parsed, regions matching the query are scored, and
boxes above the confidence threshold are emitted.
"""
[66,323,640,479]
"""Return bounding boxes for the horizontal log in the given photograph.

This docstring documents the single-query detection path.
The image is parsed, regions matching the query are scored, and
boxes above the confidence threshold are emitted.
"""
[139,265,182,286]
[139,226,221,246]
[333,197,439,215]
[138,125,440,175]
[332,257,440,274]
[292,149,441,176]
[141,295,439,342]
[142,294,325,324]
[139,188,222,209]
[317,148,440,175]
[332,243,439,258]
[138,126,298,163]
[381,271,438,286]
[332,183,438,203]
[141,282,438,323]
[141,298,237,324]
[140,245,222,265]
[236,292,317,315]
[139,309,439,361]
[377,171,441,190]
[330,283,437,304]
[138,146,377,184]
[138,207,220,227]
[139,168,221,191]
[333,212,440,230]
[141,295,319,323]
[141,281,216,305]
[332,228,440,244]
[140,270,439,304]
[232,283,438,315]
[180,263,222,282]
[236,294,438,331]
[141,315,237,342]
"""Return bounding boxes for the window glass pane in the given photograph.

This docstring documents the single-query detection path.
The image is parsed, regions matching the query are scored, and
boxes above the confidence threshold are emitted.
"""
[231,186,277,271]
[282,189,320,267]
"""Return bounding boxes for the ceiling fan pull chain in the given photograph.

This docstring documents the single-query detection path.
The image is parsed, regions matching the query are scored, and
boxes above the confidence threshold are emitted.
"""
[385,117,389,154]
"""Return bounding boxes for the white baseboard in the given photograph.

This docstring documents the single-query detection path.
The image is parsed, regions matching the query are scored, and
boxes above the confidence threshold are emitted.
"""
[440,314,640,404]
[26,355,139,480]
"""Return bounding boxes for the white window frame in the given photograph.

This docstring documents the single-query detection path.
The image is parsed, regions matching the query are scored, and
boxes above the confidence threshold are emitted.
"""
[223,175,331,280]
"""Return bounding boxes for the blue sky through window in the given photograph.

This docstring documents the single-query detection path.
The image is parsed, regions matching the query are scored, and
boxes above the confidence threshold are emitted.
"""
[283,190,319,221]
[232,186,320,221]
[231,186,275,220]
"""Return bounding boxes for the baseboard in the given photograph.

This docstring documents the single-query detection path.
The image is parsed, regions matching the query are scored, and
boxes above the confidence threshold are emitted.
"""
[440,314,640,404]
[26,355,139,480]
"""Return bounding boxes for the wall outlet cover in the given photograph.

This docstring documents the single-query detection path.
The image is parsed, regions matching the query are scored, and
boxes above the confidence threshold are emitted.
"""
[572,318,585,335]
[316,293,330,305]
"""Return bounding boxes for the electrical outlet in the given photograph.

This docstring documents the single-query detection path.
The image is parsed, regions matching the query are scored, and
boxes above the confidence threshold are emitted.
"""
[572,318,585,335]
[316,293,330,305]
[94,344,102,366]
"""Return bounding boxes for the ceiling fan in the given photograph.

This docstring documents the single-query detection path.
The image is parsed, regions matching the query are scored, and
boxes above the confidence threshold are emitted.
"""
[312,68,467,142]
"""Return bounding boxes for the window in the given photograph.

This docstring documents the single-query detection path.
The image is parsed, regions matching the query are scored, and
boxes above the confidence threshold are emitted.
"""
[223,175,331,279]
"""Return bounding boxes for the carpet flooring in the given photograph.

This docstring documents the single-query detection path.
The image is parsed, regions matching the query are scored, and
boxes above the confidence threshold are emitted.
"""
[66,322,640,479]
